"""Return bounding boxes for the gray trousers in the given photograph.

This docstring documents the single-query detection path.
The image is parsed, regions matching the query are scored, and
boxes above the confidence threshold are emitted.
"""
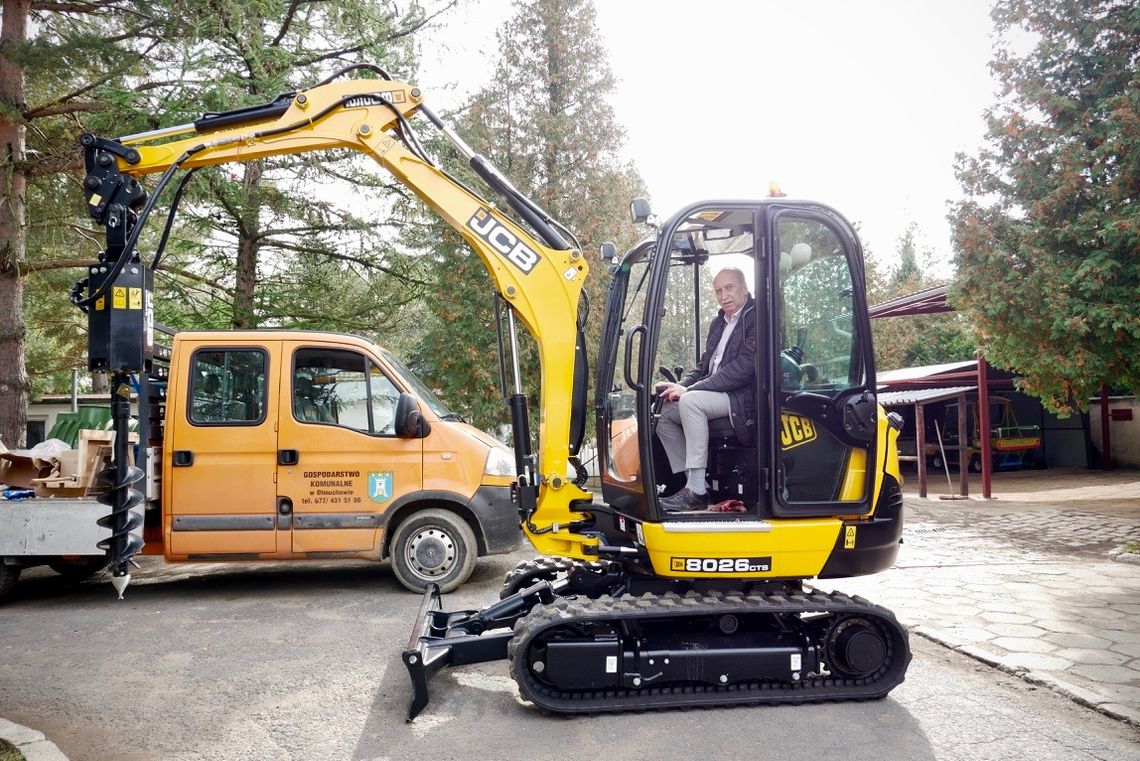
[656,390,732,474]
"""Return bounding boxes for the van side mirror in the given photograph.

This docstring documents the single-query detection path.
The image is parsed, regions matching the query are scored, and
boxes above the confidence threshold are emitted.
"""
[599,241,617,261]
[629,197,652,224]
[395,392,429,438]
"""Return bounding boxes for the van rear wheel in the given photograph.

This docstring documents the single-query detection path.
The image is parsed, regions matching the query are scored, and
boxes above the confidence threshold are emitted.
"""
[390,508,477,593]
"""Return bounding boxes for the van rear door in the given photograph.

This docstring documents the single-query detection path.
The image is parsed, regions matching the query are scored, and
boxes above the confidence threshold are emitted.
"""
[166,340,279,556]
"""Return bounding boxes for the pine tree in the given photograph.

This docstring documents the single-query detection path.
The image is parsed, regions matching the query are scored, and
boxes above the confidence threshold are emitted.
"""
[869,223,974,372]
[891,223,923,287]
[2,1,196,446]
[415,0,645,436]
[143,1,450,331]
[1,1,455,446]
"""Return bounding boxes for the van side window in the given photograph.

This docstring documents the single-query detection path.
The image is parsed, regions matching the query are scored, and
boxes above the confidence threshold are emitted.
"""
[294,348,399,436]
[189,349,267,425]
[370,364,401,435]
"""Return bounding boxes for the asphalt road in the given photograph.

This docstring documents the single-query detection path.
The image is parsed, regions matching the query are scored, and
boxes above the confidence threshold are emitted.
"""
[2,550,1138,761]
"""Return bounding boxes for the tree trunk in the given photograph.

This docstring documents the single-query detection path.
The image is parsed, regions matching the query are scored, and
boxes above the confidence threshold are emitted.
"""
[232,160,263,329]
[0,0,31,448]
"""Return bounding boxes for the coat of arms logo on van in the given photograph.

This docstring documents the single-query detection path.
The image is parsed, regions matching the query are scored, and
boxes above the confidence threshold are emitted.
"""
[368,472,394,503]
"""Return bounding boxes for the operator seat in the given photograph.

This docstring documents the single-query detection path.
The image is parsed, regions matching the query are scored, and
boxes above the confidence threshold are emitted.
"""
[707,415,758,505]
[708,416,736,442]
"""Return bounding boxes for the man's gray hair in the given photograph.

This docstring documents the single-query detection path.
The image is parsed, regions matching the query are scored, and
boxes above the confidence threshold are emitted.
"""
[715,267,749,294]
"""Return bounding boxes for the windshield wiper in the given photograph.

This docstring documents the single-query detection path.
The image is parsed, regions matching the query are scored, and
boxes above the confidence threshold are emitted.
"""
[441,412,467,423]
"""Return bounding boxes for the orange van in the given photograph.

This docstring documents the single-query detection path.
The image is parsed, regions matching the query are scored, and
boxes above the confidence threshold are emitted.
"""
[0,331,521,599]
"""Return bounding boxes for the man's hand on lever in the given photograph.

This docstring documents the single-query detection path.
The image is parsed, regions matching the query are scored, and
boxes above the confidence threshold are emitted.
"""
[654,381,687,402]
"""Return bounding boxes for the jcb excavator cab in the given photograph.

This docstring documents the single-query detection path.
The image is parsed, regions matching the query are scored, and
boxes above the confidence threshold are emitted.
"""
[597,200,882,527]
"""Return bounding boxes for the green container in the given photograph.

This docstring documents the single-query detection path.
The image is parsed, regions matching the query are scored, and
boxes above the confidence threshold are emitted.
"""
[47,412,80,447]
[46,405,113,447]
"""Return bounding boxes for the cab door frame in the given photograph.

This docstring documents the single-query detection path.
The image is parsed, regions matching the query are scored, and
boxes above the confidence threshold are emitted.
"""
[596,240,656,519]
[638,200,770,521]
[766,204,878,518]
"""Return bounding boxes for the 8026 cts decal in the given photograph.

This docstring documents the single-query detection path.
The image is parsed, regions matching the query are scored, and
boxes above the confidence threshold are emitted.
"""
[671,556,772,573]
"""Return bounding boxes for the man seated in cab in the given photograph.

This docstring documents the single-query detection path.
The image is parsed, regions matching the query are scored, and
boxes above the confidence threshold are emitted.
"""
[654,267,757,512]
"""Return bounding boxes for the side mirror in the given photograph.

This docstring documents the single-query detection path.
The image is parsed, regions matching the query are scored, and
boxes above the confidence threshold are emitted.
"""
[629,197,652,224]
[395,392,429,438]
[599,241,617,261]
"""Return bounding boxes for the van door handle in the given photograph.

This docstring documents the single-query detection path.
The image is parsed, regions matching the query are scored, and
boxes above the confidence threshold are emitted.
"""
[173,450,194,467]
[278,449,299,466]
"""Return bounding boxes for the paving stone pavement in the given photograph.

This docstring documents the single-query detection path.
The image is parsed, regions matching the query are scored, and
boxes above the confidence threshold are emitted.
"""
[827,472,1140,728]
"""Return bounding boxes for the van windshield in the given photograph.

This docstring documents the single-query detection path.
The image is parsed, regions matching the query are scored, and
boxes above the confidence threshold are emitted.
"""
[381,350,456,419]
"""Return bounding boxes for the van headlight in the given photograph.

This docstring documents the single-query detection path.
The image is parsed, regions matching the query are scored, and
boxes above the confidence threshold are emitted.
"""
[483,446,516,476]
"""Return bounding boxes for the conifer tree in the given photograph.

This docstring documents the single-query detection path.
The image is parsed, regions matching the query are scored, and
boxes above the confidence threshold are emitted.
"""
[1,1,453,446]
[415,0,645,436]
[949,0,1139,414]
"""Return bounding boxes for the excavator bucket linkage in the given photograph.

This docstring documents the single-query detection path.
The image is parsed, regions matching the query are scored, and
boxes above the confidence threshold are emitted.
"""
[404,580,558,721]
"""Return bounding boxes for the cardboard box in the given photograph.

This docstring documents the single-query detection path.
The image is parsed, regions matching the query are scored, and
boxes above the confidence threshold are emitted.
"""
[57,449,82,479]
[0,450,55,488]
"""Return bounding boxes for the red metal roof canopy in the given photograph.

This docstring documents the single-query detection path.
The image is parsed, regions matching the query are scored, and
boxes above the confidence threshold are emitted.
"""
[868,283,951,319]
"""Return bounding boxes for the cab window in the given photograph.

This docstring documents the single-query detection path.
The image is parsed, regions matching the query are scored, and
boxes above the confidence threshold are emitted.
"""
[188,349,267,425]
[293,348,401,436]
[777,219,862,395]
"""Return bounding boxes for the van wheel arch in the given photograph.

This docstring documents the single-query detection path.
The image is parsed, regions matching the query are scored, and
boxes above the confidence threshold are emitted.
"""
[382,498,486,559]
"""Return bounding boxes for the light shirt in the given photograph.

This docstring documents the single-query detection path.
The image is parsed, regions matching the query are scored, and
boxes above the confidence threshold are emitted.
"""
[709,309,741,375]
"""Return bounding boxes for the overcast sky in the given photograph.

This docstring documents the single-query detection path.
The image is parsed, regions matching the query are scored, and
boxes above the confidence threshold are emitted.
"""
[416,0,1002,276]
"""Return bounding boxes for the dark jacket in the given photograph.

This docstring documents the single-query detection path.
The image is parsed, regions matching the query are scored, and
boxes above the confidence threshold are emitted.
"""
[680,297,757,445]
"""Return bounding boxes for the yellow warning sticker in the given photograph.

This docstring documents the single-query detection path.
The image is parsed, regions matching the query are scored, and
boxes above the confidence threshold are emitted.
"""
[112,286,127,309]
[89,192,102,207]
[844,526,857,549]
[95,296,105,311]
[128,287,142,309]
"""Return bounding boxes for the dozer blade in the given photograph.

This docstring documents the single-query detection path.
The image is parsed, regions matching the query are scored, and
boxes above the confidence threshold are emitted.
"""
[402,583,514,721]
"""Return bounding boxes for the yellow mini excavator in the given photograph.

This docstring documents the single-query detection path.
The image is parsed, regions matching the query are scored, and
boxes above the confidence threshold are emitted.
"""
[74,64,909,718]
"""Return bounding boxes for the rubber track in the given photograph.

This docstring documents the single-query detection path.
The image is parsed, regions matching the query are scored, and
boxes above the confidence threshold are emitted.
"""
[498,556,613,599]
[507,587,910,714]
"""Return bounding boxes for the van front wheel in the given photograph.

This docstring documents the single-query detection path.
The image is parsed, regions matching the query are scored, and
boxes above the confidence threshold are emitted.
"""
[390,508,477,593]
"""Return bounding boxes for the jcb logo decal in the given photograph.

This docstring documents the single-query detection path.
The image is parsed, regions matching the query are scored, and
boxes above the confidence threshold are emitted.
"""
[780,413,817,450]
[467,208,540,274]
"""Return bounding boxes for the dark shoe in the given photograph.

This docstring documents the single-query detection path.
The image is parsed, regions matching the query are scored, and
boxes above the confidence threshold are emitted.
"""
[658,487,709,513]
